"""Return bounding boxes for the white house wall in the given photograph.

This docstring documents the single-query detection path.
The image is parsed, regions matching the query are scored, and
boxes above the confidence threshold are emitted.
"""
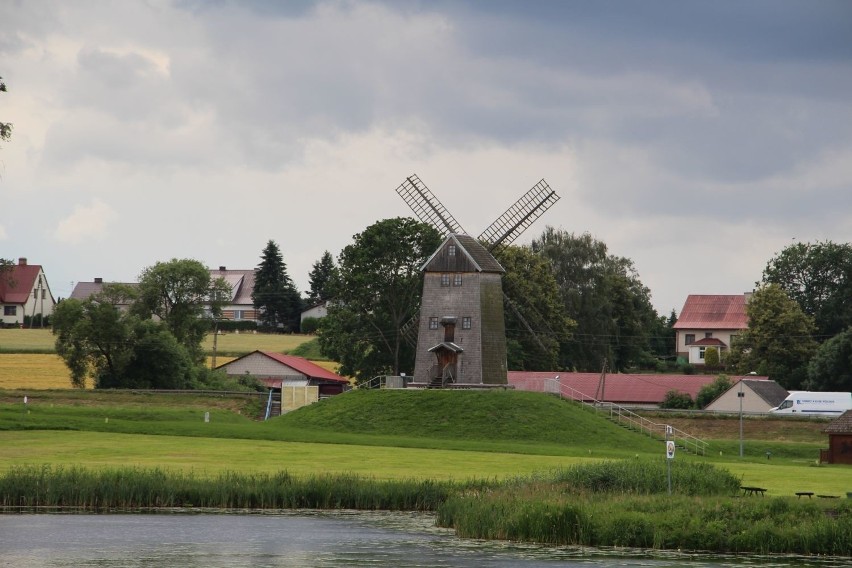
[677,329,740,357]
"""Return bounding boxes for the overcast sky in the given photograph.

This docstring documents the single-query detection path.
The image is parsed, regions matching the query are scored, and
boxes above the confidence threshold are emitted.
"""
[2,0,851,315]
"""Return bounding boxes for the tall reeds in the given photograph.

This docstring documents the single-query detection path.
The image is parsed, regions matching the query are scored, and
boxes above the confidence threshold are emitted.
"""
[437,460,852,555]
[0,465,452,511]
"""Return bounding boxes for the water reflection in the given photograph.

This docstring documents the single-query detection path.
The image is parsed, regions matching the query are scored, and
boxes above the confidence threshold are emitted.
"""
[0,511,845,567]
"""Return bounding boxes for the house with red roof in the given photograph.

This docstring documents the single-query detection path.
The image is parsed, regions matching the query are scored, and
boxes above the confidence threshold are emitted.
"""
[673,294,750,365]
[0,258,55,327]
[216,350,350,414]
[508,371,769,408]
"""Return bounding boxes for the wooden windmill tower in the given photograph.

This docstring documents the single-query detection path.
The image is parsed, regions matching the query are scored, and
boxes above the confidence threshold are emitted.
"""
[396,174,560,387]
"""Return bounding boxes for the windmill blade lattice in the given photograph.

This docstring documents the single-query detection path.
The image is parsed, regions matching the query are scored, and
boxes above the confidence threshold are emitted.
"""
[478,180,559,254]
[396,174,466,236]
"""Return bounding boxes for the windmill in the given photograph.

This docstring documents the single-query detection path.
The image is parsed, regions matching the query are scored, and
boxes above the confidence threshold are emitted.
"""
[396,174,560,387]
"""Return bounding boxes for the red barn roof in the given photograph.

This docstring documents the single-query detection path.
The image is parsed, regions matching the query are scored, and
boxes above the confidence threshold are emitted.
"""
[220,351,349,383]
[508,371,768,405]
[673,295,748,330]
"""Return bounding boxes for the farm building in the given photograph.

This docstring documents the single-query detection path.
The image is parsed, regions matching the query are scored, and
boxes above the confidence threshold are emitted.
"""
[821,410,852,465]
[508,372,769,408]
[673,294,750,364]
[704,378,788,413]
[1,258,55,327]
[216,351,350,414]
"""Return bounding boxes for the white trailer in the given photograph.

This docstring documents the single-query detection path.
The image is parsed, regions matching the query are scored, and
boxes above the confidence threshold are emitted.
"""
[769,391,852,416]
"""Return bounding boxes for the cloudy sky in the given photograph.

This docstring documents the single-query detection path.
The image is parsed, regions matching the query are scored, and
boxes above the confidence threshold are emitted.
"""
[2,0,851,315]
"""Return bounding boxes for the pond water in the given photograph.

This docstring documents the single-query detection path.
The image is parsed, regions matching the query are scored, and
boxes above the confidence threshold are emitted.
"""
[0,511,844,567]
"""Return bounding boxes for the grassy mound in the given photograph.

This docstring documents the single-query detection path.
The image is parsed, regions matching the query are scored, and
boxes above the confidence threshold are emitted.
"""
[277,389,660,452]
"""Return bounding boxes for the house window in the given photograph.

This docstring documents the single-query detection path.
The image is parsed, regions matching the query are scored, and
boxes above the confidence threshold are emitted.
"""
[4,306,16,316]
[685,334,695,345]
[448,245,456,256]
[33,289,38,299]
[440,274,450,287]
[462,316,471,330]
[705,332,713,338]
[453,274,463,286]
[699,347,706,360]
[429,317,439,330]
[42,289,47,299]
[233,310,244,320]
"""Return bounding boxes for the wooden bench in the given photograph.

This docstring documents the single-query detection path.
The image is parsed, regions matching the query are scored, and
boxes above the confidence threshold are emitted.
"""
[740,486,767,496]
[795,492,814,499]
[817,495,839,499]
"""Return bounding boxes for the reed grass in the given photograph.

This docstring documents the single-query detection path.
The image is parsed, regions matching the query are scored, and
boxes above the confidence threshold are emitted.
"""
[0,465,457,511]
[436,460,852,555]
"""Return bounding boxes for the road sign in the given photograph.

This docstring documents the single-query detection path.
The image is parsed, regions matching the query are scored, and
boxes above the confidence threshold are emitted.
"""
[666,440,676,459]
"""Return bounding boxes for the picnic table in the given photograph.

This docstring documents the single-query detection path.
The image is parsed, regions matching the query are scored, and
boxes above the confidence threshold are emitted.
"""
[795,492,814,499]
[740,486,767,496]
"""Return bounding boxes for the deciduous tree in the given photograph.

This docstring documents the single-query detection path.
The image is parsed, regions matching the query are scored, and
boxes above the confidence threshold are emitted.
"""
[727,284,818,389]
[695,375,732,409]
[132,258,229,363]
[807,326,852,391]
[499,245,573,371]
[318,217,441,381]
[0,76,11,146]
[761,240,852,339]
[252,240,302,332]
[531,227,658,372]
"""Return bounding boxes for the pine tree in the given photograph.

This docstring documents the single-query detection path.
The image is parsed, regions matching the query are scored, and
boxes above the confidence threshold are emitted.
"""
[252,240,302,332]
[307,250,336,304]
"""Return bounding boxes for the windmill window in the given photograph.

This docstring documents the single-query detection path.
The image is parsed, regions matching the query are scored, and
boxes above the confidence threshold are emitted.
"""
[453,274,463,286]
[4,306,16,316]
[448,244,456,256]
[429,317,439,330]
[440,274,450,287]
[462,316,472,330]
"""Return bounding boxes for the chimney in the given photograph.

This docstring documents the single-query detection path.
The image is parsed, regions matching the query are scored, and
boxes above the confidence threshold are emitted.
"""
[18,257,27,266]
[219,266,227,271]
[441,317,457,343]
[94,278,103,284]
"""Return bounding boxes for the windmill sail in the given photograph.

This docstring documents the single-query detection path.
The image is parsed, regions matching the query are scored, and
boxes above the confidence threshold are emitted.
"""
[478,180,559,254]
[396,174,466,236]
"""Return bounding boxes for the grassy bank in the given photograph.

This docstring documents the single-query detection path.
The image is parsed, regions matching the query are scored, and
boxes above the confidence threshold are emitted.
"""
[437,460,852,555]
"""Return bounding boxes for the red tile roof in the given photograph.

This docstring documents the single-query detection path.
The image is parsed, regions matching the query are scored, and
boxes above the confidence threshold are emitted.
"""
[260,352,349,383]
[508,371,768,405]
[0,263,42,304]
[673,295,748,330]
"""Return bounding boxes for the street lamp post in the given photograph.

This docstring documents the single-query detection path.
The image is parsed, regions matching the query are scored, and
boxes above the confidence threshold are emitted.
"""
[738,380,745,457]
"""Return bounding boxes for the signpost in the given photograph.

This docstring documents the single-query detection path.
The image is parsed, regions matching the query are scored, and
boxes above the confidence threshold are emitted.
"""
[665,425,674,495]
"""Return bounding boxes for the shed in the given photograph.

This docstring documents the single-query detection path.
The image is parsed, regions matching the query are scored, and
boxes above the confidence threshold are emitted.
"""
[704,378,788,413]
[821,410,852,464]
[216,351,350,413]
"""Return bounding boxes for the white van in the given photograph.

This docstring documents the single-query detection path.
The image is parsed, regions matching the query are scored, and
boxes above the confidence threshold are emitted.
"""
[770,391,852,416]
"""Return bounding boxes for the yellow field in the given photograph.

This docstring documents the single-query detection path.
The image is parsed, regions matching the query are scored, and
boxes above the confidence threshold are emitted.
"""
[1,354,344,390]
[0,354,82,389]
[0,328,315,354]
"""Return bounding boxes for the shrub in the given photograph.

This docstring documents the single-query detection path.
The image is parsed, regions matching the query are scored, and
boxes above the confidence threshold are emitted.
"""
[300,317,320,334]
[660,390,694,409]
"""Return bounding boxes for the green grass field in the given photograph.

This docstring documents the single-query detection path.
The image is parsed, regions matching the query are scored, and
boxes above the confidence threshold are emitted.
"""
[0,389,848,496]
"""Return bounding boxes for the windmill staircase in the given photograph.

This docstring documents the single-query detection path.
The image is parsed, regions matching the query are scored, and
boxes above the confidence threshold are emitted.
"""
[543,379,708,455]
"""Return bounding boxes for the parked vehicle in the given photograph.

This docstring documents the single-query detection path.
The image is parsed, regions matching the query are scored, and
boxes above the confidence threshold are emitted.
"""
[769,391,852,416]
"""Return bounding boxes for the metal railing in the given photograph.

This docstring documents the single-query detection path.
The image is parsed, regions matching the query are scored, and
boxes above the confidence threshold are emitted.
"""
[544,379,708,455]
